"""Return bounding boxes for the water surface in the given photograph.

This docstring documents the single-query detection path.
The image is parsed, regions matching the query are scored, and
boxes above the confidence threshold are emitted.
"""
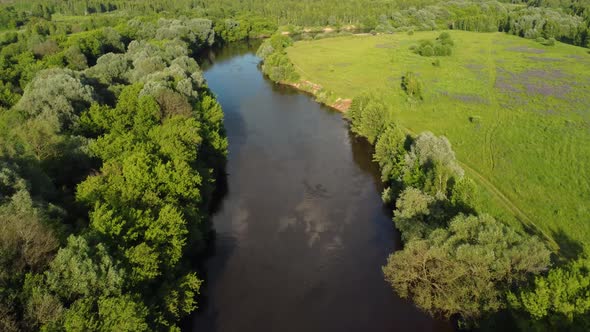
[192,42,447,332]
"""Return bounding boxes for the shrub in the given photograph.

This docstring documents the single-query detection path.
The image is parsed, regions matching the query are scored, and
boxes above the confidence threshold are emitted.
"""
[401,72,423,100]
[469,115,481,124]
[420,44,434,56]
[542,37,556,46]
[261,52,300,83]
[346,95,390,144]
[414,33,454,57]
[437,32,454,46]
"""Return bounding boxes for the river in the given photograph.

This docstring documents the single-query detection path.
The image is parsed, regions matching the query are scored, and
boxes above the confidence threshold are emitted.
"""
[191,41,448,332]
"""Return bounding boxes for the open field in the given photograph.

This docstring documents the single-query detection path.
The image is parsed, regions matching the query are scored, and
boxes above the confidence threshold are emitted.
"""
[287,31,590,256]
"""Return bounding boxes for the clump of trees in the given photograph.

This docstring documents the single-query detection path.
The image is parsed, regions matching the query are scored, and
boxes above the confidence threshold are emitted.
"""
[0,17,227,331]
[257,35,300,83]
[412,32,454,57]
[346,93,552,327]
[508,259,590,331]
[384,214,550,324]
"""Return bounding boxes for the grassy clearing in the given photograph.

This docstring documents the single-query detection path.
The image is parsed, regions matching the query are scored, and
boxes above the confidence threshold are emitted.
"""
[287,31,590,256]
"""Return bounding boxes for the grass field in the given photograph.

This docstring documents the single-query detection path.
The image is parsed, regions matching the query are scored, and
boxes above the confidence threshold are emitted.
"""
[286,31,590,256]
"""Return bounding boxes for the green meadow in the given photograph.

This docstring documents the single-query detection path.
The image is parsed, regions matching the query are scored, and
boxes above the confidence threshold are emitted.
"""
[287,31,590,256]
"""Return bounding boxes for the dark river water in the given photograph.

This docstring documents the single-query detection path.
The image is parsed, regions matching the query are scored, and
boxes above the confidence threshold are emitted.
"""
[191,42,448,332]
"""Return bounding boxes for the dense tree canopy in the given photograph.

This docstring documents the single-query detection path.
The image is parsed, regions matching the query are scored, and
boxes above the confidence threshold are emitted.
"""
[0,1,586,330]
[384,214,550,324]
[0,15,226,331]
[508,259,590,331]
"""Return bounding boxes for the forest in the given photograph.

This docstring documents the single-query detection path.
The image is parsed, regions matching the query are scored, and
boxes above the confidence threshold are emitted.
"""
[0,0,589,331]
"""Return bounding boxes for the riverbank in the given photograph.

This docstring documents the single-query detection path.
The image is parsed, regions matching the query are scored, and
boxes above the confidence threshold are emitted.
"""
[284,31,590,257]
[192,41,448,332]
[280,79,352,112]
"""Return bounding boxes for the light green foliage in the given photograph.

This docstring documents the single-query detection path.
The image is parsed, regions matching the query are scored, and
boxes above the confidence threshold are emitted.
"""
[257,34,294,60]
[374,125,407,183]
[415,32,454,57]
[400,71,423,100]
[383,214,551,324]
[287,31,590,254]
[392,187,447,241]
[449,177,478,212]
[261,51,300,83]
[346,94,391,144]
[508,259,590,331]
[45,235,123,301]
[403,132,464,197]
[163,273,203,320]
[0,15,226,330]
[86,53,130,84]
[98,296,150,332]
[14,68,95,131]
[59,295,149,332]
[258,35,300,83]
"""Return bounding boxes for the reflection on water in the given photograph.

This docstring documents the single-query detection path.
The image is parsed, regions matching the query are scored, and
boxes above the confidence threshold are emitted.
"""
[191,41,449,332]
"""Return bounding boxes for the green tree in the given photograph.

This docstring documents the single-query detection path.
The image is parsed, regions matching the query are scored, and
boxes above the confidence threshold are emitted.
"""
[508,259,590,331]
[392,187,447,241]
[346,95,391,144]
[373,124,407,183]
[401,71,423,99]
[383,214,550,325]
[402,131,464,197]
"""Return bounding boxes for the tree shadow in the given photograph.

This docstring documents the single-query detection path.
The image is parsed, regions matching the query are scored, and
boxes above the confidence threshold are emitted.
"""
[551,228,585,265]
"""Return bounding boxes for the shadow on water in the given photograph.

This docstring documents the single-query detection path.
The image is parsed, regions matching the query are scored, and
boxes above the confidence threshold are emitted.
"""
[187,40,452,332]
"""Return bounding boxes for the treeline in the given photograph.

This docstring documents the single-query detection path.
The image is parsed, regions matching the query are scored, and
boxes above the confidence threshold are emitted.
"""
[345,91,590,329]
[0,16,228,331]
[2,0,590,47]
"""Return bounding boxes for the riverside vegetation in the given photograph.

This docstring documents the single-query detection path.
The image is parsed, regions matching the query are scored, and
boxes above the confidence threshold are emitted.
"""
[258,12,590,332]
[2,0,590,331]
[0,14,230,331]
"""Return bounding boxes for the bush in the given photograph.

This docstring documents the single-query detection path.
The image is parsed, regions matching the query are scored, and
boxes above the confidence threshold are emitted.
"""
[414,33,453,57]
[346,94,390,144]
[437,32,454,46]
[401,72,423,100]
[261,52,300,83]
[469,115,481,124]
[420,44,434,56]
[542,37,556,46]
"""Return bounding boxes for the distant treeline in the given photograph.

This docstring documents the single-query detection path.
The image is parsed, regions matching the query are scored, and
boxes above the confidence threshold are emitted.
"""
[1,0,590,47]
[0,16,228,331]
